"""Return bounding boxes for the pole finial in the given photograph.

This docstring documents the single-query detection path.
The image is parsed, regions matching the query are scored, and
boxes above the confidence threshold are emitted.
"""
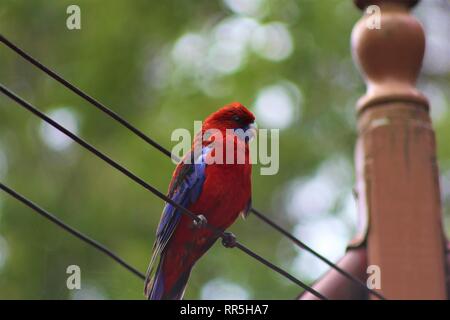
[350,0,448,300]
[351,0,428,113]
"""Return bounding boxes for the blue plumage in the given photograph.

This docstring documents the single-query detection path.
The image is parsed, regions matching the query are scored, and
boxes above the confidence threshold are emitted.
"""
[145,147,210,299]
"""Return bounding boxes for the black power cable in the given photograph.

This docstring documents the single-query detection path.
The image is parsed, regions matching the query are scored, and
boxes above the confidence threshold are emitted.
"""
[0,34,385,299]
[0,83,327,300]
[0,182,146,280]
[0,34,386,300]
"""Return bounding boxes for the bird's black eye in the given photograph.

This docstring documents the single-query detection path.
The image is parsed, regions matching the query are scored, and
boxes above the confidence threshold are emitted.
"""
[232,115,241,122]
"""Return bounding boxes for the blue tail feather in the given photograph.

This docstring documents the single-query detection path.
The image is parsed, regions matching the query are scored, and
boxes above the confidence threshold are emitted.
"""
[146,262,191,300]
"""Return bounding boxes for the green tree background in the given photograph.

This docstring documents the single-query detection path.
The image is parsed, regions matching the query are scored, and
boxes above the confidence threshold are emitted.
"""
[0,0,449,299]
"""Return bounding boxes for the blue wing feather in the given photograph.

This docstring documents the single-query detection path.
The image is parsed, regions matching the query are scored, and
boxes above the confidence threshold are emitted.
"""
[145,146,210,298]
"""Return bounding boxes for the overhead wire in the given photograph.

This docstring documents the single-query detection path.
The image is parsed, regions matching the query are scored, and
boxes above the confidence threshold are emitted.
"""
[0,33,385,299]
[0,83,327,300]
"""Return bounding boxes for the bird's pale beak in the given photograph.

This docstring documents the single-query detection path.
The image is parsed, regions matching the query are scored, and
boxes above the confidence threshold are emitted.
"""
[247,123,258,142]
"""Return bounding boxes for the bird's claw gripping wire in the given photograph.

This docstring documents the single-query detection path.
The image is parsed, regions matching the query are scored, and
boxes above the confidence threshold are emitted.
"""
[221,232,237,248]
[192,214,208,229]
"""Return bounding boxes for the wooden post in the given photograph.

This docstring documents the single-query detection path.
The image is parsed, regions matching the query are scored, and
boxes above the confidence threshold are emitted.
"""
[352,0,447,299]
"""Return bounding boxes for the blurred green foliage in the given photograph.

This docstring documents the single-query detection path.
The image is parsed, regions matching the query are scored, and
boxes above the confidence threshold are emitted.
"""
[0,0,449,299]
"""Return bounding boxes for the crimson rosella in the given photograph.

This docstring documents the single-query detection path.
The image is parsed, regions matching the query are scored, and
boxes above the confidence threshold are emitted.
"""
[144,102,256,300]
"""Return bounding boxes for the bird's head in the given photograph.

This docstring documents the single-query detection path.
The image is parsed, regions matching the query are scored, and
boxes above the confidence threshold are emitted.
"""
[203,102,257,142]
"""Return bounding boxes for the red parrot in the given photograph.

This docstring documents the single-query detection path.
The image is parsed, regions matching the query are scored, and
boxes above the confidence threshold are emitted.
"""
[144,102,256,300]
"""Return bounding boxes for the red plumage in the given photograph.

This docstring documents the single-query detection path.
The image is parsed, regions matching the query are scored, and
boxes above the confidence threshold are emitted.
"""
[145,102,255,299]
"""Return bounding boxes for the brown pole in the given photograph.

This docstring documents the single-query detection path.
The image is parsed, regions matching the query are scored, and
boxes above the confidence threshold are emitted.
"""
[352,0,447,299]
